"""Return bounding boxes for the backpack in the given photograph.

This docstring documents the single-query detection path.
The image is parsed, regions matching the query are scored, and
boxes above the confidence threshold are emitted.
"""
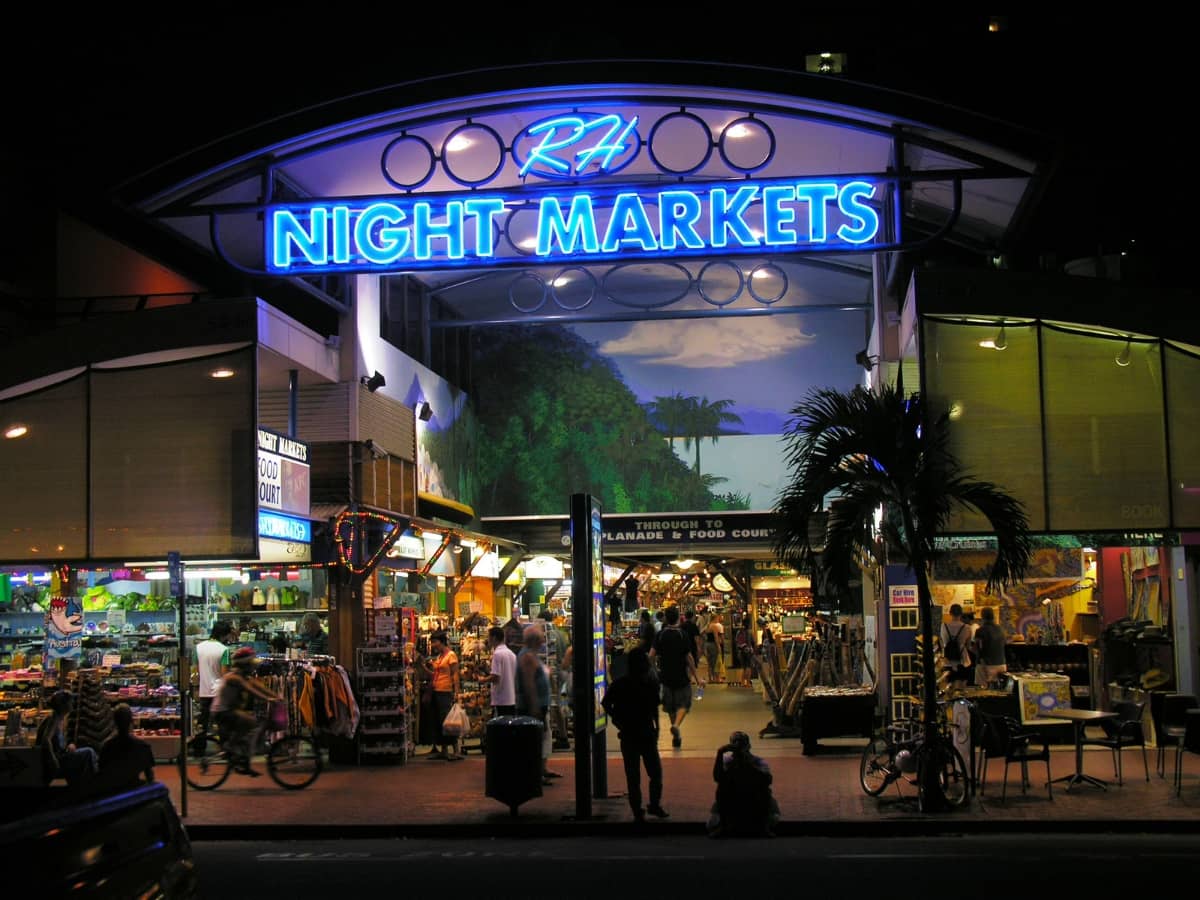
[942,625,961,661]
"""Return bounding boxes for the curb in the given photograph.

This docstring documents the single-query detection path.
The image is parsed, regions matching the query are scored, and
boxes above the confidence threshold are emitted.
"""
[184,817,1200,841]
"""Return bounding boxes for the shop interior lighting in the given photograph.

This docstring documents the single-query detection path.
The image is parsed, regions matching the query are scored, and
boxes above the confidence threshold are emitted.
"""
[672,557,699,570]
[209,367,236,379]
[1115,338,1133,367]
[144,568,244,580]
[979,324,1007,350]
[3,423,29,439]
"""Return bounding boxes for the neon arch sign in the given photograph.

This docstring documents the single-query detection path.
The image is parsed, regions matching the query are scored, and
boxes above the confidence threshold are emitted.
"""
[267,176,882,275]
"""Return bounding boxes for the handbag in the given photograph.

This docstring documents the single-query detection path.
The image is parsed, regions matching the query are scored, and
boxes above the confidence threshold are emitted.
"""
[442,701,468,737]
[267,699,289,730]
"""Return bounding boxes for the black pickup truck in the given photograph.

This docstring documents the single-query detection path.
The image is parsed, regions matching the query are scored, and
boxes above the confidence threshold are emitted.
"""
[0,780,198,898]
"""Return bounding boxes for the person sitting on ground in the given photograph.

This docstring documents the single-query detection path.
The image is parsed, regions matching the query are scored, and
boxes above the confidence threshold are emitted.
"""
[706,730,780,838]
[36,690,99,789]
[214,647,282,776]
[99,702,156,790]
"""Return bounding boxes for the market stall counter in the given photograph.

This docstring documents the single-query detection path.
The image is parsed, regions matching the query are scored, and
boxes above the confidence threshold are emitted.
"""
[798,687,876,755]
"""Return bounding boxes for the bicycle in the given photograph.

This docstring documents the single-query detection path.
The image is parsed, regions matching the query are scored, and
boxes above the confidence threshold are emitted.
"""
[859,703,970,810]
[186,710,322,791]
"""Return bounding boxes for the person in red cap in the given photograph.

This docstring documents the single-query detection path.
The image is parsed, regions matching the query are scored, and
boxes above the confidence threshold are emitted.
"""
[214,647,281,776]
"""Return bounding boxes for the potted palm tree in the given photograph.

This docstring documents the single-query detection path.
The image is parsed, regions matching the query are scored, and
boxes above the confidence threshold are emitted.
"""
[772,383,1032,811]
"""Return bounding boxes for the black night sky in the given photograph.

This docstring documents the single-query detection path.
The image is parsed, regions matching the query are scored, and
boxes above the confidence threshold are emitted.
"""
[3,12,1195,294]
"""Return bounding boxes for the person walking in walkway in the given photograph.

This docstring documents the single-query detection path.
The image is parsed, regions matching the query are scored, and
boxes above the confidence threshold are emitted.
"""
[485,626,517,717]
[517,623,559,783]
[637,609,656,649]
[650,605,701,749]
[974,606,1008,686]
[940,603,971,690]
[602,646,668,823]
[99,703,156,790]
[422,631,462,760]
[682,610,703,671]
[703,614,725,683]
[191,621,232,754]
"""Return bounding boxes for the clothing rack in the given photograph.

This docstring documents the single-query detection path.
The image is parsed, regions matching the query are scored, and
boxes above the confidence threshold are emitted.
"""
[255,654,359,740]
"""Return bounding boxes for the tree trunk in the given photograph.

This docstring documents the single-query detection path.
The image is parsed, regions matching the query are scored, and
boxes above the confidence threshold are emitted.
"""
[901,509,949,812]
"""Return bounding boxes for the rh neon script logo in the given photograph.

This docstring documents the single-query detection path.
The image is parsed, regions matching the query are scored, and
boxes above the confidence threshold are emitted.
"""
[515,112,640,179]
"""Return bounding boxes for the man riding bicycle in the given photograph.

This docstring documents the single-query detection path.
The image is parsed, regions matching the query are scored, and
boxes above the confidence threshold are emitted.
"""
[214,647,282,777]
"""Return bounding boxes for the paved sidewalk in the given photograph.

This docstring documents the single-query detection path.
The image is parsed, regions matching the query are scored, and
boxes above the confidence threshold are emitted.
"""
[172,684,1200,838]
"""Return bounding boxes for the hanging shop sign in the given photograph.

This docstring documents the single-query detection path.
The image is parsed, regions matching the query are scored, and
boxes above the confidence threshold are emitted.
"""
[889,585,918,608]
[751,560,799,577]
[257,511,313,564]
[43,596,83,661]
[561,512,780,550]
[267,175,883,276]
[257,427,310,518]
[385,531,426,560]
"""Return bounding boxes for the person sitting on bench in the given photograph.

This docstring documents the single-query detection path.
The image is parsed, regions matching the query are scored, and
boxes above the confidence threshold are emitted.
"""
[706,730,780,838]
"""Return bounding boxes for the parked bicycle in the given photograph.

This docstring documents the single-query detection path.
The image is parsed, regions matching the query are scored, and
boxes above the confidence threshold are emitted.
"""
[186,706,322,791]
[859,701,969,810]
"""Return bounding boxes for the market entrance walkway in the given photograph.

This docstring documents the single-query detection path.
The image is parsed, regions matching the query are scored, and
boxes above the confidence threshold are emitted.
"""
[173,683,1200,837]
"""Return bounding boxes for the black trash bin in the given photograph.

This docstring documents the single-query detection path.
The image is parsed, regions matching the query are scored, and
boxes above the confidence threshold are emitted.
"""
[485,715,544,816]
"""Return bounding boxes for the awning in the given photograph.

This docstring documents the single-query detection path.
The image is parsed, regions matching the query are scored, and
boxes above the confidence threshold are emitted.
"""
[417,491,475,526]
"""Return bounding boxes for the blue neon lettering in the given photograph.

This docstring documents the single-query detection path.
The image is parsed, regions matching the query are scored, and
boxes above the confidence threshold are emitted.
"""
[266,176,882,272]
[573,115,639,174]
[356,203,408,264]
[761,185,797,246]
[413,200,464,260]
[331,206,351,264]
[795,183,838,242]
[837,181,879,243]
[464,197,506,257]
[520,116,584,176]
[273,209,327,268]
[537,194,599,254]
[710,186,760,248]
[658,190,705,250]
[602,192,657,252]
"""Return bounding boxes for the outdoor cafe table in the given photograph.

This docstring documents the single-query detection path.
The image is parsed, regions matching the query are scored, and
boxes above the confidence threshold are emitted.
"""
[1039,708,1119,791]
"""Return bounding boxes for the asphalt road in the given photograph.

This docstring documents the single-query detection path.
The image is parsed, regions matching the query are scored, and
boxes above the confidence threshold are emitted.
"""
[193,833,1197,897]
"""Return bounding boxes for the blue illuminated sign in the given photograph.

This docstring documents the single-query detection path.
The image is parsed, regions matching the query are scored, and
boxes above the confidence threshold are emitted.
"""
[257,511,312,544]
[267,176,882,275]
[514,112,640,179]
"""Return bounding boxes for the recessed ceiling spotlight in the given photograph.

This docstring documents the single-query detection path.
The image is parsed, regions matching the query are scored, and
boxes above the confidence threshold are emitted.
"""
[552,275,571,287]
[446,134,473,152]
[4,423,28,439]
[726,123,752,139]
[209,367,236,379]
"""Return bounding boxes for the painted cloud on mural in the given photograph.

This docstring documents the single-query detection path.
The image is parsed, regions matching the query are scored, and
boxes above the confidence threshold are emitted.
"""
[597,317,816,368]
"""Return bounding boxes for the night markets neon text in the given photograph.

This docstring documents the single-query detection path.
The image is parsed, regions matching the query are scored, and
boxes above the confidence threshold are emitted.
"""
[267,177,881,275]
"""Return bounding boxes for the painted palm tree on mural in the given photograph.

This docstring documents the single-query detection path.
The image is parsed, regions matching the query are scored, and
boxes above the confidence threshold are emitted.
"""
[772,383,1031,811]
[646,392,692,453]
[682,396,743,476]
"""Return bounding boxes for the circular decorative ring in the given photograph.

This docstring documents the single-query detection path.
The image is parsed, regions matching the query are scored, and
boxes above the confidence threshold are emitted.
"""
[697,260,746,307]
[502,206,541,258]
[440,122,507,187]
[550,266,597,312]
[601,262,693,310]
[717,116,776,174]
[507,272,549,314]
[380,134,437,191]
[647,111,714,176]
[747,262,788,305]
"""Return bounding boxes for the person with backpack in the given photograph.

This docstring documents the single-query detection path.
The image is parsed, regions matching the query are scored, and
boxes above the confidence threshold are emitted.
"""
[940,603,972,689]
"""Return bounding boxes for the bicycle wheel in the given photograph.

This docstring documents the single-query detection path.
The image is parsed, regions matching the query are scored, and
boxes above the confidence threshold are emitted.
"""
[185,742,232,790]
[267,735,322,789]
[859,735,893,796]
[916,740,969,810]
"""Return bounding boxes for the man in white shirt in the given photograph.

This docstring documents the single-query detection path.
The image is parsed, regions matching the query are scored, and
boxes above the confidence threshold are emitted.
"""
[191,621,233,753]
[485,626,517,716]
